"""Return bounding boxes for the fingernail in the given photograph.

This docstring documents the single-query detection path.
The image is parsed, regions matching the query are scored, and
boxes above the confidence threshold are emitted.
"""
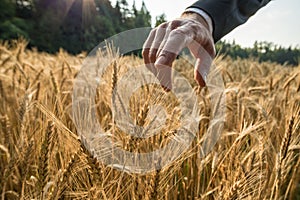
[162,85,172,92]
[202,73,207,84]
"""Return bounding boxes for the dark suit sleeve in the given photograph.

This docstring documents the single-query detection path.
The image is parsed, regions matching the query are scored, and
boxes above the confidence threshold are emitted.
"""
[187,0,271,42]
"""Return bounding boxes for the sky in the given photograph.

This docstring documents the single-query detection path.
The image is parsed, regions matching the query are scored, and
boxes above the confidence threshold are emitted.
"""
[110,0,300,48]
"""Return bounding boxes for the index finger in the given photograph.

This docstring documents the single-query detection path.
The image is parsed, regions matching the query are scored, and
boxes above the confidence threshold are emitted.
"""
[142,28,158,75]
[142,28,157,64]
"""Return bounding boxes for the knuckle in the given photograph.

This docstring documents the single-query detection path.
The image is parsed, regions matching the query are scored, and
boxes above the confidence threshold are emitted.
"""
[168,20,181,30]
[170,28,186,36]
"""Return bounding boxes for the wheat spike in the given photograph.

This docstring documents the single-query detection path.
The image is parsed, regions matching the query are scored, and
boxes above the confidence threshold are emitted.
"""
[280,116,294,162]
[18,92,29,126]
[32,69,44,86]
[35,82,41,101]
[50,70,60,95]
[80,143,102,187]
[38,121,54,194]
[111,60,118,94]
[50,152,79,199]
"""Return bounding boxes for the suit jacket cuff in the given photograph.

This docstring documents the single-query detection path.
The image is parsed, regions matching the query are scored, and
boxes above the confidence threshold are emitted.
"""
[187,0,270,42]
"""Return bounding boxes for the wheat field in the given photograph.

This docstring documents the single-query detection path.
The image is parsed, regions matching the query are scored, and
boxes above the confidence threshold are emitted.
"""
[0,40,299,200]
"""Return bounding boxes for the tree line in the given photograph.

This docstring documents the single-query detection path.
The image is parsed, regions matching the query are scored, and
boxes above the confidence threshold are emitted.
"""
[216,40,300,66]
[0,0,154,54]
[1,0,299,66]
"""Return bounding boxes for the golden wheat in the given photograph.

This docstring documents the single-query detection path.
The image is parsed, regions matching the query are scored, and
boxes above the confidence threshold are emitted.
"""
[0,40,299,199]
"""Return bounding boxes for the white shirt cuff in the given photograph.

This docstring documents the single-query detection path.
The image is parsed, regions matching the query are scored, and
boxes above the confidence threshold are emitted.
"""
[184,8,213,34]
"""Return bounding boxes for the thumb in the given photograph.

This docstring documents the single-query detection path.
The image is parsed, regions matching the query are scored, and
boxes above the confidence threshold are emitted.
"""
[194,49,213,87]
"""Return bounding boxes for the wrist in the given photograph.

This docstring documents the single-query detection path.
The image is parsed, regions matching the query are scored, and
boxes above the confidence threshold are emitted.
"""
[181,9,213,34]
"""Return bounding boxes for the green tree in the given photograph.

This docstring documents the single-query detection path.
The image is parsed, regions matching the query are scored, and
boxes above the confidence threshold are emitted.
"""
[155,13,167,27]
[134,1,151,27]
[216,40,300,66]
[0,0,30,40]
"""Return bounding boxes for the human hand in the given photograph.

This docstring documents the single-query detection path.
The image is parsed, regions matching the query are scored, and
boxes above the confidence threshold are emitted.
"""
[142,12,215,91]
